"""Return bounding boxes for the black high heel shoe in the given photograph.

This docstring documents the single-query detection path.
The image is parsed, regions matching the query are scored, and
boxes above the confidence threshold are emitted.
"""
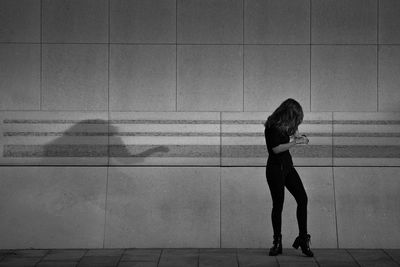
[292,234,314,257]
[269,235,282,256]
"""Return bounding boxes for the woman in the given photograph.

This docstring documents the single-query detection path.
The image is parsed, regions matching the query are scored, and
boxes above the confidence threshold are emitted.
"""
[264,98,313,257]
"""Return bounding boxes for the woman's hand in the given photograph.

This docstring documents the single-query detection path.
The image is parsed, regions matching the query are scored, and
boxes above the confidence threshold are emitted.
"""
[295,135,309,145]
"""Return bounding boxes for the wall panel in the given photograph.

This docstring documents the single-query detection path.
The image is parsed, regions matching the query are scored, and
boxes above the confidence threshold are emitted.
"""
[0,167,107,249]
[311,0,377,44]
[105,167,220,248]
[109,45,176,111]
[42,44,108,111]
[110,0,176,43]
[177,0,242,44]
[0,44,40,110]
[244,45,310,111]
[311,45,377,111]
[335,167,400,248]
[177,45,243,111]
[109,112,220,166]
[333,112,400,166]
[42,0,108,43]
[0,111,108,165]
[378,46,400,111]
[0,0,40,42]
[244,0,310,44]
[379,0,400,44]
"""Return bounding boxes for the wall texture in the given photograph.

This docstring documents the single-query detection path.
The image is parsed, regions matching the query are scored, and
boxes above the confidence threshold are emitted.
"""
[0,0,399,249]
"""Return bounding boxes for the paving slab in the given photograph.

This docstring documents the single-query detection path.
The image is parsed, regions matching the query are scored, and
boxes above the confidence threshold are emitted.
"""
[313,249,358,267]
[385,249,400,265]
[120,249,161,262]
[199,252,238,267]
[158,256,198,267]
[347,249,399,267]
[162,249,199,256]
[85,249,124,257]
[77,256,121,267]
[276,248,318,262]
[9,249,49,258]
[36,262,78,267]
[278,263,318,267]
[0,256,42,267]
[118,262,158,267]
[123,249,162,256]
[43,250,87,261]
[237,248,279,267]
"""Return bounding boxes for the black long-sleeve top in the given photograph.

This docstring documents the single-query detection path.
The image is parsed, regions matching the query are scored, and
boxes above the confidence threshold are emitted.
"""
[264,125,293,167]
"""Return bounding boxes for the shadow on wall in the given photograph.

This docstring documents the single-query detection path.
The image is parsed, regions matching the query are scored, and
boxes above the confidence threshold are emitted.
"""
[42,119,169,164]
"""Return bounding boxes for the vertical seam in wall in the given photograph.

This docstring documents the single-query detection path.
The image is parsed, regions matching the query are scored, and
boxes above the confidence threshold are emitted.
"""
[103,0,111,249]
[40,0,43,110]
[219,113,223,245]
[219,164,222,248]
[176,0,178,111]
[332,112,334,168]
[242,0,245,111]
[219,112,222,167]
[219,113,222,248]
[108,0,111,113]
[332,167,339,248]
[332,112,339,248]
[377,0,380,112]
[103,165,109,248]
[309,0,312,112]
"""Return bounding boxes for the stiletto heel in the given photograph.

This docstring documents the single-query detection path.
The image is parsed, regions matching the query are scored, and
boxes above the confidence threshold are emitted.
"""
[292,237,300,249]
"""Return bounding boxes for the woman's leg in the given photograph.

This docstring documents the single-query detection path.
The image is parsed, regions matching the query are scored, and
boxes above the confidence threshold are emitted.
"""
[266,165,285,237]
[284,167,308,236]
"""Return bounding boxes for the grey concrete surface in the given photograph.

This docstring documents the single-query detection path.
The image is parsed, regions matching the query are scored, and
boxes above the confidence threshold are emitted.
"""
[311,45,377,112]
[42,0,108,43]
[379,0,400,44]
[0,44,40,110]
[177,0,243,44]
[335,167,400,248]
[0,0,40,42]
[311,0,377,44]
[177,45,243,111]
[42,44,108,111]
[244,0,310,44]
[1,249,399,267]
[0,167,107,249]
[378,46,400,111]
[109,45,176,111]
[244,45,310,111]
[105,167,220,248]
[110,0,176,43]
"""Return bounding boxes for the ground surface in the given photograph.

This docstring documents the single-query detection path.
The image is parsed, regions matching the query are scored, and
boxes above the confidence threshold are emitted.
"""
[0,248,399,267]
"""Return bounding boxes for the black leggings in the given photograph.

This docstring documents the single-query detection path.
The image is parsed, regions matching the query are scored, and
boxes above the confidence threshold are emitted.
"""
[266,165,308,237]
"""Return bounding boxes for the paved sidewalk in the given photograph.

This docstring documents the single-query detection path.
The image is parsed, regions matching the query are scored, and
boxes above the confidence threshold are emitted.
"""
[0,248,399,267]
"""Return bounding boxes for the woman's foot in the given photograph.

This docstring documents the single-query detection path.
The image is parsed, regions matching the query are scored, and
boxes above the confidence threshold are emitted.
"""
[269,235,282,256]
[292,234,314,257]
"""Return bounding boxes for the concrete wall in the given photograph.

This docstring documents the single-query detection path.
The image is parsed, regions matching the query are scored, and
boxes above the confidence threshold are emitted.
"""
[0,0,399,249]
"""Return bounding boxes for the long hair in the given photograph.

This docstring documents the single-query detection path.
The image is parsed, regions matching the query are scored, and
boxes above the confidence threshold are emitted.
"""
[264,98,304,136]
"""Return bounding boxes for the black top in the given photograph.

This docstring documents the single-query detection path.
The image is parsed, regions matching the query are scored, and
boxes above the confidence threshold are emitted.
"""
[264,125,293,167]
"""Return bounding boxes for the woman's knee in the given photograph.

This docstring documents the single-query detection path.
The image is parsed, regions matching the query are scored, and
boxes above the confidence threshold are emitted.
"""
[297,194,308,207]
